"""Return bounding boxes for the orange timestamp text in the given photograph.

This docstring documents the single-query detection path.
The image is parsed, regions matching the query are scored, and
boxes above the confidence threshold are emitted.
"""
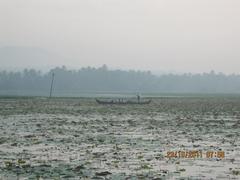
[166,150,225,159]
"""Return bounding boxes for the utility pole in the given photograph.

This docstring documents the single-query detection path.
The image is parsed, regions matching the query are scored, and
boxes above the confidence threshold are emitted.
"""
[49,72,55,98]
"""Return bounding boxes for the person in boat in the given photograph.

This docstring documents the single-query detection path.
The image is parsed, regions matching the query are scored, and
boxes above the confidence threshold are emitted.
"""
[137,94,140,103]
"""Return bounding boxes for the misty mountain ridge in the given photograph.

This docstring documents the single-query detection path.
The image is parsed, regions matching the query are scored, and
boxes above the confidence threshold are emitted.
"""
[0,46,66,71]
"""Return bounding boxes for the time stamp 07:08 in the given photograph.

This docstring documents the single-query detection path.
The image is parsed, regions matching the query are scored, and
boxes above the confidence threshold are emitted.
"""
[166,150,225,159]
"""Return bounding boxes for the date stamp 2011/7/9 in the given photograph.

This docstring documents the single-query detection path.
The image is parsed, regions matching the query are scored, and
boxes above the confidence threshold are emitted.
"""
[166,150,225,159]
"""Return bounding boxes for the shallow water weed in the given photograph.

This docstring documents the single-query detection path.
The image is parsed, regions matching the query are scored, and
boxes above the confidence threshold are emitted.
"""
[0,97,240,179]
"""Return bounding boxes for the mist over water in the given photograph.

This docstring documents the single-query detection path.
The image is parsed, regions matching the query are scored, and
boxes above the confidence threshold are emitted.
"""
[1,1,240,180]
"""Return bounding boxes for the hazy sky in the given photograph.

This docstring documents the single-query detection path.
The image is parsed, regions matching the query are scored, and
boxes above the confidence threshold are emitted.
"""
[0,0,239,73]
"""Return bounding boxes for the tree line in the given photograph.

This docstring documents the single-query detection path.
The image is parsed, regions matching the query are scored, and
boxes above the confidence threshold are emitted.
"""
[0,65,240,96]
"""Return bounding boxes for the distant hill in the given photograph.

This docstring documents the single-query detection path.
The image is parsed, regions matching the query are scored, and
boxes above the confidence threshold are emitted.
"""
[0,46,64,71]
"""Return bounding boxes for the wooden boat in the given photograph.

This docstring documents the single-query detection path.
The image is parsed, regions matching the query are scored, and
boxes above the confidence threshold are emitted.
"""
[95,99,151,105]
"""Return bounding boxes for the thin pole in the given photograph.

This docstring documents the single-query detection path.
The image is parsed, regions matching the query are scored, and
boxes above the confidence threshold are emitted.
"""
[49,72,55,98]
